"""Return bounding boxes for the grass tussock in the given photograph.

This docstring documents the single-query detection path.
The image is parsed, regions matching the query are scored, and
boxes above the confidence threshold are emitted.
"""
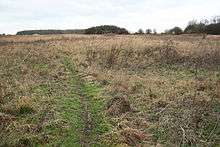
[16,96,35,115]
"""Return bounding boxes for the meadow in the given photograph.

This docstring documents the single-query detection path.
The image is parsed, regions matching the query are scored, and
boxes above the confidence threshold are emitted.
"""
[0,34,220,146]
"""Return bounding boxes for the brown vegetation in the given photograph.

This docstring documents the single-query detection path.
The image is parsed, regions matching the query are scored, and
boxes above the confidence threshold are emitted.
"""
[0,34,220,146]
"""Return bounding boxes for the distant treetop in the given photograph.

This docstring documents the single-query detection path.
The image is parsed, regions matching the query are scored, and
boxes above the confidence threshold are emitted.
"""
[84,25,129,34]
[168,27,183,35]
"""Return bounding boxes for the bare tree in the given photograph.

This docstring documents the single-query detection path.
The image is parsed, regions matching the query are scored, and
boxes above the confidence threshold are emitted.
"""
[200,19,209,39]
[138,29,144,34]
[146,29,152,34]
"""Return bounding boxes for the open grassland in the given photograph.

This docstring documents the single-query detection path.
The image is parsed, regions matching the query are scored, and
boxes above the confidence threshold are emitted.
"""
[0,34,220,146]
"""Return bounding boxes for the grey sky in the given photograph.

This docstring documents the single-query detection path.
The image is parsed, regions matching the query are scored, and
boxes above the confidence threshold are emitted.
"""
[0,0,220,34]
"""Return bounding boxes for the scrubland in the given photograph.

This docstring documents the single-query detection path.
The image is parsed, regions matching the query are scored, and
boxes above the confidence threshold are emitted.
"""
[0,34,220,146]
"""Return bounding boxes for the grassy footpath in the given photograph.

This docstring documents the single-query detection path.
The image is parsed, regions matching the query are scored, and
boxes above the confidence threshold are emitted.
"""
[52,57,111,146]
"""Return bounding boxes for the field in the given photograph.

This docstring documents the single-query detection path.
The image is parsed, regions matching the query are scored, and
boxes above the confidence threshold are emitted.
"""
[0,34,220,146]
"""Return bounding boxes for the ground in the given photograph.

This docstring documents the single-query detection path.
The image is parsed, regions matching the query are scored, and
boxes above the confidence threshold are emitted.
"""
[0,34,220,146]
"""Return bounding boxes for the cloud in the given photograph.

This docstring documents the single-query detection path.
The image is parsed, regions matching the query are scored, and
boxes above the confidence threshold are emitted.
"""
[0,0,220,34]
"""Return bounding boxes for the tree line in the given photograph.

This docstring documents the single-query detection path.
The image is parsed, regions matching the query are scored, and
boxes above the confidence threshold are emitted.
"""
[164,16,220,35]
[135,16,220,35]
[16,16,220,35]
[16,29,85,35]
[16,26,129,35]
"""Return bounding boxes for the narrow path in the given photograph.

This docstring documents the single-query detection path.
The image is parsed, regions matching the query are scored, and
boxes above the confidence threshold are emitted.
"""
[79,93,92,147]
[75,79,93,146]
[62,57,111,146]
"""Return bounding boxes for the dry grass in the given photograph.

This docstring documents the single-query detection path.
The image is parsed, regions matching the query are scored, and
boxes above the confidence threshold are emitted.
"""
[0,34,220,146]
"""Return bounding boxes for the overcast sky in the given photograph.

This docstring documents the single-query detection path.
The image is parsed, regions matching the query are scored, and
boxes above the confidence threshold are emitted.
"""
[0,0,220,34]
